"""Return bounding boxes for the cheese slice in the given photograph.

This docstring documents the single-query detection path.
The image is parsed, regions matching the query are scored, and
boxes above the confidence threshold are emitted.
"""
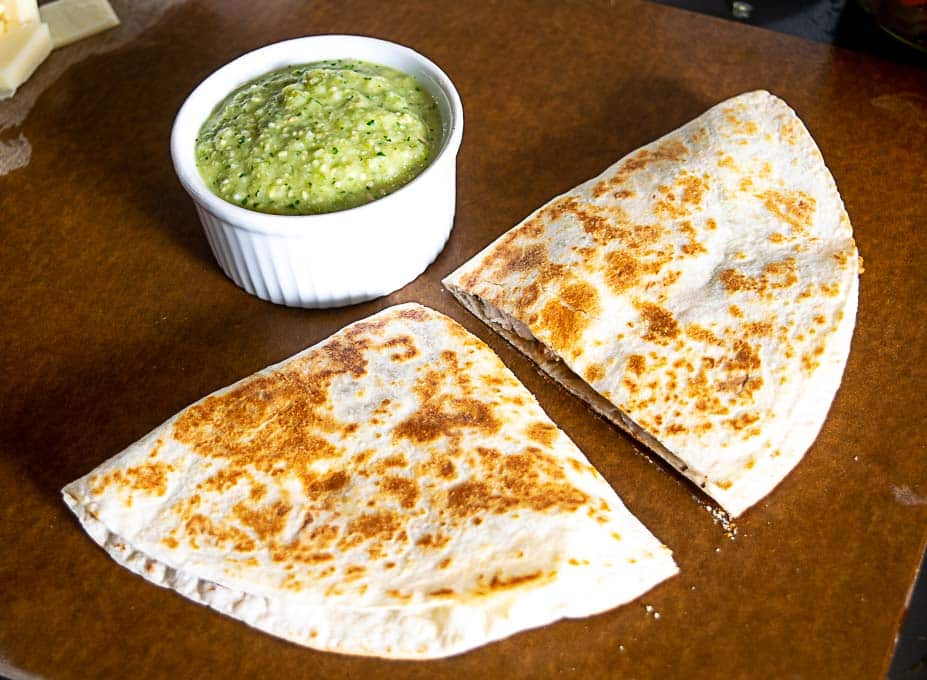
[0,0,40,28]
[39,0,119,48]
[0,19,51,97]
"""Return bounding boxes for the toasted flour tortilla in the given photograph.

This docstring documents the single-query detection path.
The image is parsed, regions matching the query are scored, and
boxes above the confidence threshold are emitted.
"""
[62,303,677,659]
[444,91,860,518]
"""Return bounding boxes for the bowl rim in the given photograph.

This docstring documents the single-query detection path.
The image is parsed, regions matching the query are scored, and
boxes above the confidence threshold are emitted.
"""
[170,34,464,236]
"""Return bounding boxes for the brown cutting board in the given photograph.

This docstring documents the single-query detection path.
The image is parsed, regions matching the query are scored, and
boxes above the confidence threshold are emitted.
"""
[1,1,925,677]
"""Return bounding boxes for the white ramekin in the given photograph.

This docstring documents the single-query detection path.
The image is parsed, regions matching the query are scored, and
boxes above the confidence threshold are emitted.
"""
[171,35,463,308]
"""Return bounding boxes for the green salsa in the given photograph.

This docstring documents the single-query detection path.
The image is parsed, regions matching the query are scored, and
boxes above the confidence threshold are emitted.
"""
[195,60,443,215]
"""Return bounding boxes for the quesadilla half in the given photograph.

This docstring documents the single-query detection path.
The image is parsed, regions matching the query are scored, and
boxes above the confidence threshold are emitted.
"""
[62,303,677,659]
[443,91,860,518]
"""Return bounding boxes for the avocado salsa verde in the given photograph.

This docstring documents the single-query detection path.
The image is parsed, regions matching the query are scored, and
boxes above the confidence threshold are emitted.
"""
[195,60,443,215]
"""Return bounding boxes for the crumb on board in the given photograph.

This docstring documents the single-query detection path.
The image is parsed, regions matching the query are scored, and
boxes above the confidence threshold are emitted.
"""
[691,494,739,539]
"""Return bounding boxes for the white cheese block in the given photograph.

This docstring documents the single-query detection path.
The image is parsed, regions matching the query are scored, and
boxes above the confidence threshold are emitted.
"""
[0,19,51,97]
[0,0,40,27]
[39,0,119,48]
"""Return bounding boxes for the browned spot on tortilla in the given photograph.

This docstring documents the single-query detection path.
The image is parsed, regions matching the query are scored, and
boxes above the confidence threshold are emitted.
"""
[542,195,581,222]
[526,421,558,448]
[724,111,759,136]
[685,368,730,418]
[445,450,587,520]
[682,242,707,256]
[234,500,292,542]
[392,306,431,323]
[416,533,451,549]
[371,453,408,472]
[708,339,765,404]
[563,281,600,315]
[185,513,255,553]
[249,483,267,502]
[584,363,606,383]
[758,190,816,234]
[343,564,367,581]
[779,117,803,146]
[637,302,679,344]
[378,476,420,509]
[593,140,692,199]
[173,364,352,501]
[678,172,709,208]
[652,139,690,162]
[721,268,756,294]
[653,171,709,220]
[438,458,456,479]
[161,536,179,549]
[394,390,497,444]
[197,466,248,494]
[125,463,172,496]
[91,461,172,498]
[283,575,304,591]
[393,348,502,447]
[591,179,610,199]
[725,412,761,431]
[627,354,646,376]
[764,257,798,288]
[801,348,824,373]
[538,282,599,352]
[729,339,761,372]
[686,324,723,346]
[745,322,773,337]
[338,511,403,551]
[575,205,621,241]
[500,241,549,278]
[721,257,798,298]
[147,439,163,459]
[382,334,419,362]
[486,570,546,591]
[308,470,348,497]
[618,139,689,177]
[605,250,642,295]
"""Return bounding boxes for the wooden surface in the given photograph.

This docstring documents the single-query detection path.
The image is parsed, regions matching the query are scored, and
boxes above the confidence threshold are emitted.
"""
[2,1,926,677]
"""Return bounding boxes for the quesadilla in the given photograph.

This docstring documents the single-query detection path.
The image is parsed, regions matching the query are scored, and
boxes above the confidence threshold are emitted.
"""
[62,303,677,659]
[443,91,860,518]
